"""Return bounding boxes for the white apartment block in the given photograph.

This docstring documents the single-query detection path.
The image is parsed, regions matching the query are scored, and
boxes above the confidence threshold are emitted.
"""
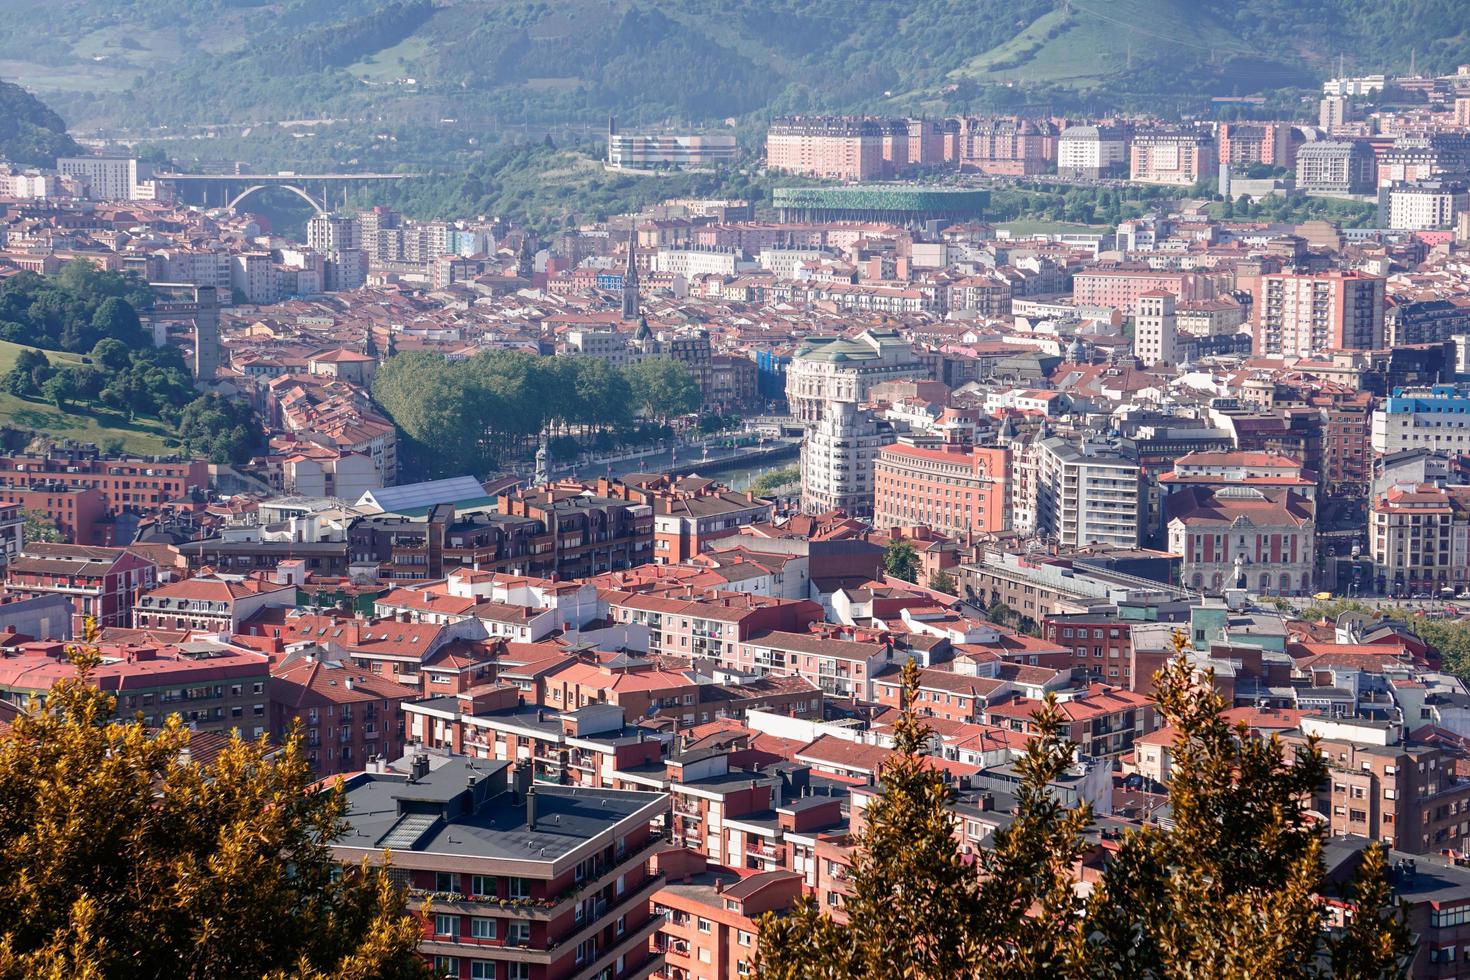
[1035,437,1143,549]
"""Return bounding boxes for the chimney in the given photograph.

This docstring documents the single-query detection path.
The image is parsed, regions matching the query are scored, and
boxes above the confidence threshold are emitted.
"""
[527,785,538,831]
[714,877,725,894]
[410,753,429,782]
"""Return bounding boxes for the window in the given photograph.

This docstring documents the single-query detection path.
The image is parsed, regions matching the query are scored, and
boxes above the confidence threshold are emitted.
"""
[507,922,530,946]
[471,963,496,980]
[436,872,460,893]
[738,930,753,947]
[470,875,496,898]
[508,877,530,899]
[433,956,458,977]
[435,914,459,938]
[471,918,496,940]
[508,964,530,980]
[699,947,713,964]
[698,917,712,933]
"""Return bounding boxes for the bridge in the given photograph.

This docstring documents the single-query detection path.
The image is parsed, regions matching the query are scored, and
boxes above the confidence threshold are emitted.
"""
[157,172,418,213]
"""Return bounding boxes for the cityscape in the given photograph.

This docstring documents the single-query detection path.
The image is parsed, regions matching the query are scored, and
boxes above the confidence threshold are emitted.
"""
[4,2,1470,977]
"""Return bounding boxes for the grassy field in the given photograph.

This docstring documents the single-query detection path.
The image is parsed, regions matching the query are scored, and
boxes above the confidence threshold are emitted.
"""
[0,341,176,455]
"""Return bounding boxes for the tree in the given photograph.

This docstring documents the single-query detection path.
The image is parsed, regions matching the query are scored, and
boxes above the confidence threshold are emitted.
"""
[883,539,919,583]
[1069,631,1414,977]
[928,569,957,595]
[174,394,264,464]
[2,348,47,397]
[90,338,131,373]
[41,370,76,410]
[624,357,701,422]
[757,660,1089,977]
[0,631,428,979]
[22,510,63,543]
[1327,842,1413,979]
[987,600,1017,627]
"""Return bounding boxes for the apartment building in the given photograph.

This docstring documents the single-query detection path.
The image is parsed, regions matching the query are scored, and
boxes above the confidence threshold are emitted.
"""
[1387,180,1470,231]
[799,403,895,518]
[1129,130,1214,186]
[269,651,417,776]
[1216,122,1297,168]
[986,685,1157,758]
[0,639,270,735]
[1133,290,1179,367]
[603,591,822,662]
[956,116,1054,175]
[330,758,667,980]
[1253,270,1385,357]
[1370,483,1470,597]
[765,117,887,181]
[5,543,157,632]
[1071,267,1214,315]
[1056,125,1127,179]
[649,850,802,980]
[133,576,297,633]
[0,447,209,518]
[872,440,1009,536]
[1283,717,1470,854]
[1296,140,1376,194]
[1370,384,1470,455]
[1034,438,1143,549]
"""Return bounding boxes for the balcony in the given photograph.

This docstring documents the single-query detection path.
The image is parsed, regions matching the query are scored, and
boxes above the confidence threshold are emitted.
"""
[746,840,782,861]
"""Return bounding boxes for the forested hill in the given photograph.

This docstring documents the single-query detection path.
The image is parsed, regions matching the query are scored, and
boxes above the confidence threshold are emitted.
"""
[7,0,1470,134]
[0,81,81,168]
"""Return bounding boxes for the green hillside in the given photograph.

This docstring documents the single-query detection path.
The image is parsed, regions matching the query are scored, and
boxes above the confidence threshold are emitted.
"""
[4,1,1469,163]
[0,342,174,455]
[0,81,81,167]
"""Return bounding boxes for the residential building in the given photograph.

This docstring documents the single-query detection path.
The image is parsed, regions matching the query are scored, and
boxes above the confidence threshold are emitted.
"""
[648,488,773,565]
[55,156,148,200]
[986,685,1157,758]
[1072,267,1214,315]
[800,403,895,518]
[872,440,1009,536]
[1370,483,1469,596]
[4,543,157,632]
[305,213,361,252]
[766,117,887,181]
[0,639,270,735]
[1253,271,1385,357]
[1371,384,1470,455]
[1133,290,1178,367]
[328,757,668,980]
[1387,180,1470,231]
[269,650,417,777]
[133,575,297,633]
[1295,140,1376,194]
[1216,122,1296,168]
[649,850,802,980]
[1284,717,1470,854]
[956,116,1054,175]
[1056,125,1127,179]
[0,447,209,519]
[1129,130,1214,186]
[1035,438,1143,549]
[1165,486,1316,595]
[0,485,106,545]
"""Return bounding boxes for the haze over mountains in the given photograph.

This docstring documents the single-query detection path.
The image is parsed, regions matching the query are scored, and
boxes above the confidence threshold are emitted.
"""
[3,0,1467,134]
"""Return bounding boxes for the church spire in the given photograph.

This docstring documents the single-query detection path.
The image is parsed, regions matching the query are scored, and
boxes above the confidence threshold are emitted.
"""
[621,223,640,320]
